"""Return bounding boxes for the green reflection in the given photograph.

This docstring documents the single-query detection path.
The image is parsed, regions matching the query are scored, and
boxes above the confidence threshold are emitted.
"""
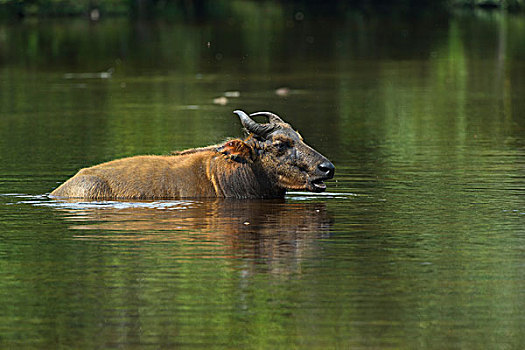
[0,6,524,350]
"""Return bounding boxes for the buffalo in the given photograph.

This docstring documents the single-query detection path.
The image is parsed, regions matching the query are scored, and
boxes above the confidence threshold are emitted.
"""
[49,110,335,199]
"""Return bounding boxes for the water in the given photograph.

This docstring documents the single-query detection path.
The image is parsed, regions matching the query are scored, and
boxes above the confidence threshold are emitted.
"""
[1,6,525,349]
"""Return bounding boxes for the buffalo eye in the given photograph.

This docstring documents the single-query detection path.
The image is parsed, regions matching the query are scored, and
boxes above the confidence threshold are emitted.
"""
[273,140,291,153]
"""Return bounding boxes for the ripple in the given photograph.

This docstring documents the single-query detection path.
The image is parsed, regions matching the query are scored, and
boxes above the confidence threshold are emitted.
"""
[1,193,198,211]
[286,191,359,201]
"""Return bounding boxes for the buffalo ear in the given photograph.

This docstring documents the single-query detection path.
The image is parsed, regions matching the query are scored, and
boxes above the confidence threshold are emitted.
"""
[217,140,255,163]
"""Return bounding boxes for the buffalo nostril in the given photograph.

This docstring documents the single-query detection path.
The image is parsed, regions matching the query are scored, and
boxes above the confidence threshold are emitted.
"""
[318,161,335,178]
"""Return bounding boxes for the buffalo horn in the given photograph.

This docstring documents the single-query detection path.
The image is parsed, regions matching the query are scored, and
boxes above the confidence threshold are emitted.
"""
[249,111,285,124]
[234,110,276,137]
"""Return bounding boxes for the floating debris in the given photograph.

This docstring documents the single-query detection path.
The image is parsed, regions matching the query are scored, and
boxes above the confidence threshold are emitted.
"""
[213,96,228,105]
[174,105,200,110]
[275,87,290,97]
[224,91,240,98]
[64,68,114,80]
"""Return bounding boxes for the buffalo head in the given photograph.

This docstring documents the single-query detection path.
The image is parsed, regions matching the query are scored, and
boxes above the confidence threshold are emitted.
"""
[234,110,335,193]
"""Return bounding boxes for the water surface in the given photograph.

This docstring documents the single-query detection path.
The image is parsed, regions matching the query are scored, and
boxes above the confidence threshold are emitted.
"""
[1,7,524,349]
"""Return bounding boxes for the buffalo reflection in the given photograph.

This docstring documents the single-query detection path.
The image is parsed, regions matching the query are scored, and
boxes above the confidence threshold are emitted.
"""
[54,199,332,270]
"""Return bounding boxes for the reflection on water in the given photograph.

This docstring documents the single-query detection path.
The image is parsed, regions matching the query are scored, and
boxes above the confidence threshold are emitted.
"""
[0,6,524,350]
[46,197,332,266]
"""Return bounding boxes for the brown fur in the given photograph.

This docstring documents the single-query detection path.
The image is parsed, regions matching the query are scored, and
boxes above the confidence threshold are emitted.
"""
[50,140,284,199]
[50,111,334,199]
[216,140,256,163]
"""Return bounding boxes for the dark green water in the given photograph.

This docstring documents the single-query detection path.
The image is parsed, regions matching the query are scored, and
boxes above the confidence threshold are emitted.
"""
[1,5,524,349]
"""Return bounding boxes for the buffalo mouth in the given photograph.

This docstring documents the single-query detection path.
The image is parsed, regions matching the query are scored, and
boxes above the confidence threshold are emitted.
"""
[308,177,329,192]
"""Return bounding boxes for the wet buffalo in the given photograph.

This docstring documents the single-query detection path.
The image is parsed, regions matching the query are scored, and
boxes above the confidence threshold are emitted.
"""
[50,110,335,199]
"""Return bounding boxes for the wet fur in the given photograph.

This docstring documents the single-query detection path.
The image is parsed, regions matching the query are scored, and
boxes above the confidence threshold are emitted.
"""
[50,139,284,199]
[50,113,334,199]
